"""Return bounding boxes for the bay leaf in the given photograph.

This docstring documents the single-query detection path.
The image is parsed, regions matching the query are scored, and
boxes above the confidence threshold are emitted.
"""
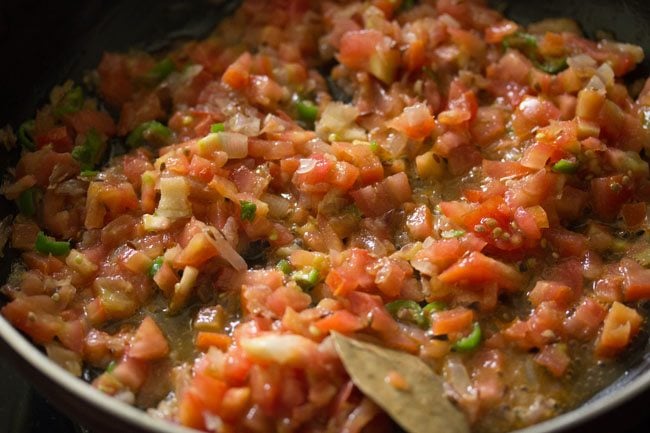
[332,332,469,433]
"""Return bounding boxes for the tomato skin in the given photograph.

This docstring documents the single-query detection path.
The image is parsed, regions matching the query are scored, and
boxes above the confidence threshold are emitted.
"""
[35,126,74,152]
[591,175,634,221]
[338,29,399,83]
[97,53,135,107]
[350,172,412,217]
[222,52,252,90]
[430,307,474,337]
[325,249,375,296]
[621,258,650,301]
[438,250,524,292]
[512,97,561,139]
[595,301,643,357]
[313,309,365,334]
[534,343,570,377]
[64,109,116,137]
[387,103,436,140]
[128,316,170,360]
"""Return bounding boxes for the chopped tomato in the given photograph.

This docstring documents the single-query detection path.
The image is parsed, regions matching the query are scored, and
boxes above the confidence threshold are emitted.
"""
[128,316,170,360]
[595,302,643,357]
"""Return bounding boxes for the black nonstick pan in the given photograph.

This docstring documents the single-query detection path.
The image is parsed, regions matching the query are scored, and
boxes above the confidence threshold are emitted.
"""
[0,1,649,432]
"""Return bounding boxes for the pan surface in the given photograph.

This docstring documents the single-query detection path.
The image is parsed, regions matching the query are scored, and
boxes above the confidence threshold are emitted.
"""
[0,1,649,432]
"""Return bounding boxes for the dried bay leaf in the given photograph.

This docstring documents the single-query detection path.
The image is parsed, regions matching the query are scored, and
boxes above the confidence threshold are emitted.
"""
[332,332,470,433]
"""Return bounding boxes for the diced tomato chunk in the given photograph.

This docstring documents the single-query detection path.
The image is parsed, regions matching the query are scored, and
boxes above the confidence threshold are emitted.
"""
[595,302,643,357]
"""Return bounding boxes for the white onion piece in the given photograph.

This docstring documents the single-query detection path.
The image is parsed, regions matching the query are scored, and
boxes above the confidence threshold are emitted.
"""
[157,177,191,219]
[443,355,478,404]
[296,158,317,174]
[218,132,249,159]
[240,334,318,365]
[206,226,247,272]
[595,62,615,87]
[262,193,291,218]
[226,113,260,137]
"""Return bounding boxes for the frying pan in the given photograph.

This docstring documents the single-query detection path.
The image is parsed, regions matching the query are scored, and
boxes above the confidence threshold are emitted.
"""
[0,0,649,432]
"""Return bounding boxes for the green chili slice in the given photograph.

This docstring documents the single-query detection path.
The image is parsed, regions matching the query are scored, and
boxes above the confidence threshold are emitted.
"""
[293,267,320,290]
[16,188,37,217]
[386,300,427,328]
[80,170,99,178]
[240,200,257,222]
[148,256,165,278]
[53,86,84,118]
[277,259,293,275]
[71,129,103,170]
[551,159,578,174]
[502,32,537,52]
[126,121,172,148]
[35,231,70,256]
[17,120,36,150]
[422,301,446,318]
[210,123,226,133]
[145,58,175,83]
[296,100,318,123]
[453,322,482,352]
[535,57,568,75]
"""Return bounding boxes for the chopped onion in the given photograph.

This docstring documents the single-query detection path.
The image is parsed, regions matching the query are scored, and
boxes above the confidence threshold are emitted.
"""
[261,113,289,134]
[198,132,248,159]
[218,132,249,159]
[595,63,615,88]
[261,193,291,218]
[45,343,82,377]
[296,158,317,174]
[157,176,191,219]
[206,225,247,272]
[315,102,366,142]
[340,398,381,433]
[443,355,478,404]
[142,214,171,232]
[226,113,260,136]
[170,266,199,311]
[66,249,98,277]
[240,334,317,365]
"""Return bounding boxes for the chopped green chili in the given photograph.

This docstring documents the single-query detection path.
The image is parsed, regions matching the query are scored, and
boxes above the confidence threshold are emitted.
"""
[16,188,37,217]
[293,267,320,290]
[296,100,319,123]
[80,170,99,178]
[534,57,568,75]
[53,86,84,118]
[502,32,537,52]
[71,129,103,170]
[210,123,226,133]
[552,159,579,174]
[453,322,482,352]
[369,141,379,153]
[17,120,36,150]
[240,200,257,222]
[126,121,172,148]
[277,259,293,275]
[422,301,446,318]
[502,32,567,75]
[385,300,427,328]
[145,58,175,83]
[148,256,165,278]
[106,360,117,373]
[35,231,70,256]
